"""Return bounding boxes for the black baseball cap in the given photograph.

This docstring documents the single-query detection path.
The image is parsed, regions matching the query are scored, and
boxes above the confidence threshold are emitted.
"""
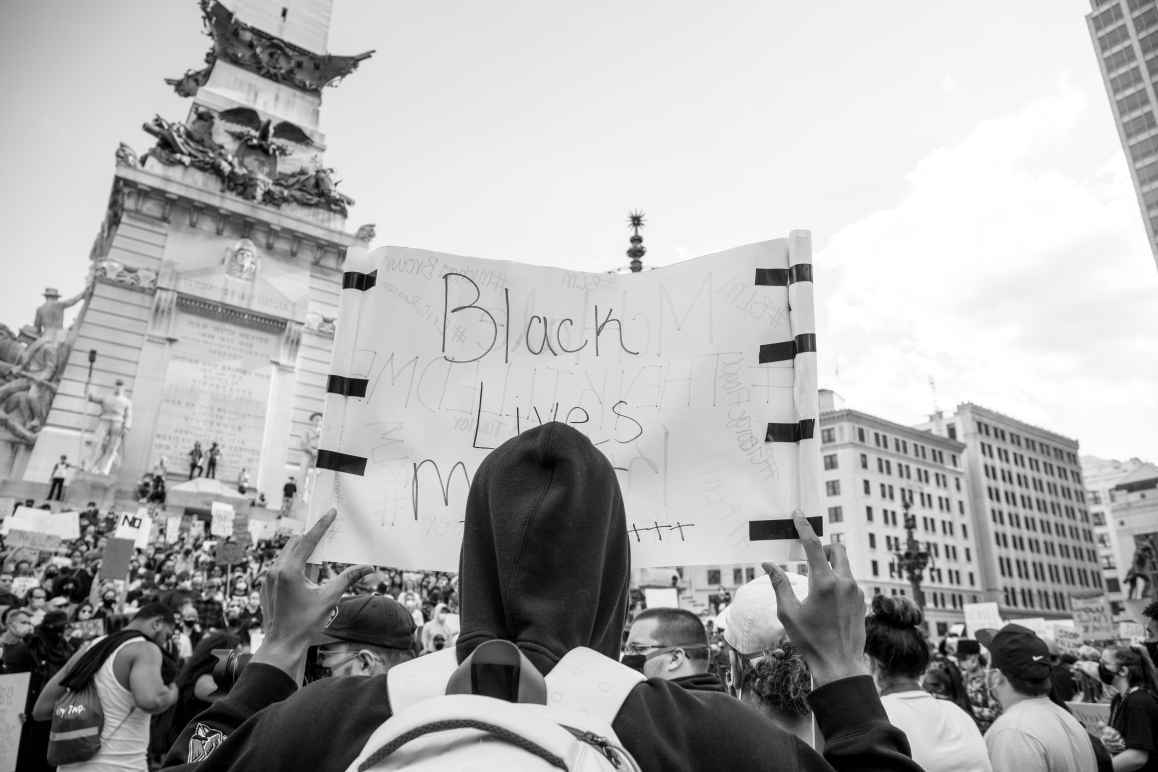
[976,623,1051,682]
[315,595,415,650]
[955,638,981,657]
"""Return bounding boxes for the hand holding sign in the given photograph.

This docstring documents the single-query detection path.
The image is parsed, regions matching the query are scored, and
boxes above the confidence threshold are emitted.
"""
[763,513,869,688]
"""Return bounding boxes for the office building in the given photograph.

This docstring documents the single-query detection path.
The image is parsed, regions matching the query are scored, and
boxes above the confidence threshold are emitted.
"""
[1086,0,1158,270]
[922,405,1102,619]
[1082,455,1151,617]
[819,393,976,635]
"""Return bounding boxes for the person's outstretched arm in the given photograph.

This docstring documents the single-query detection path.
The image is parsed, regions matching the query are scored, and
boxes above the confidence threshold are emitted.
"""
[764,514,920,772]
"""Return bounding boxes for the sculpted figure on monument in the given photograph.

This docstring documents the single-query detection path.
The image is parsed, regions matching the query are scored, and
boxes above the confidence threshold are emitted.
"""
[115,142,140,168]
[0,333,60,445]
[225,238,259,280]
[85,379,133,475]
[301,412,322,469]
[35,283,90,343]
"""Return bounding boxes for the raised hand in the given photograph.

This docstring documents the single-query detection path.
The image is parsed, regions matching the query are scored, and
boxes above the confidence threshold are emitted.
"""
[763,513,869,687]
[253,509,371,678]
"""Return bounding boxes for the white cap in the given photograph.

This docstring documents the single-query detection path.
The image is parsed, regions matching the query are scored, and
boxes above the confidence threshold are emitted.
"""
[721,572,810,656]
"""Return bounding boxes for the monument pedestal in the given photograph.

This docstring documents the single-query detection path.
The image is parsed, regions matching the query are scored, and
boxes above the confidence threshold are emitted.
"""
[68,470,120,510]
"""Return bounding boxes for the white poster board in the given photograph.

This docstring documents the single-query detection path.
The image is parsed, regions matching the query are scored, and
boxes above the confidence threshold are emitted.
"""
[0,673,29,772]
[1071,594,1116,641]
[309,236,820,570]
[210,502,235,537]
[963,602,1003,636]
[115,512,152,550]
[1014,617,1048,638]
[642,587,681,610]
[166,515,182,544]
[2,506,80,540]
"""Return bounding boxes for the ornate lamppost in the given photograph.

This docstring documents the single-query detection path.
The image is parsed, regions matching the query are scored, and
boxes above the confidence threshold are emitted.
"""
[892,497,934,615]
[627,211,646,273]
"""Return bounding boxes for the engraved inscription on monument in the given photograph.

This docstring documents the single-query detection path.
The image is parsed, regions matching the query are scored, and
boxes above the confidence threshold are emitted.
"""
[150,312,277,483]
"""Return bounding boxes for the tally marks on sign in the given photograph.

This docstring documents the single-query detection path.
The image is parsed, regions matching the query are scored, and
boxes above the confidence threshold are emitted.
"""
[748,231,822,543]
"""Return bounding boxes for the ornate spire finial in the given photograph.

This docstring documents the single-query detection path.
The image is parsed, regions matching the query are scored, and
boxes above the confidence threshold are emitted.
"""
[627,211,646,273]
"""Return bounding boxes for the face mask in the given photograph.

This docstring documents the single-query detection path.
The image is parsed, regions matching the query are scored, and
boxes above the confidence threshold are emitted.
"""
[620,653,646,672]
[1098,663,1118,686]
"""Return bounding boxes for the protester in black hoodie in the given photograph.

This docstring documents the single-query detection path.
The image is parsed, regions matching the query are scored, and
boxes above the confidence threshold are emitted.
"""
[161,422,919,771]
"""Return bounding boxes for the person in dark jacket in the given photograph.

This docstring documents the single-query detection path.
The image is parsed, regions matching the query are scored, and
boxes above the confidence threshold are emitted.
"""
[161,422,919,771]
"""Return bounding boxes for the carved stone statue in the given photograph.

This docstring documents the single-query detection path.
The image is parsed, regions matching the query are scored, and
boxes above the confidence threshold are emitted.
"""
[35,283,90,344]
[300,411,322,503]
[85,379,133,475]
[355,224,376,243]
[0,334,59,445]
[115,142,140,168]
[225,238,259,280]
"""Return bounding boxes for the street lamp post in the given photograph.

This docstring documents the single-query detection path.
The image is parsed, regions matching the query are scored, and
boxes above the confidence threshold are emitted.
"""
[627,211,646,273]
[893,498,934,616]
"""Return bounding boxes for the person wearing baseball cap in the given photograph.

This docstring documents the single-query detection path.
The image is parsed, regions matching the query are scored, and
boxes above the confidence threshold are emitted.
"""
[978,623,1096,771]
[313,595,416,679]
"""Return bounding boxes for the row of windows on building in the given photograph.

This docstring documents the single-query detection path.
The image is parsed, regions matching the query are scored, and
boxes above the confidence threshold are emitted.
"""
[1002,584,1077,613]
[834,451,965,493]
[866,557,974,589]
[989,507,1095,546]
[845,477,966,516]
[973,419,1081,465]
[992,529,1096,563]
[983,462,1082,499]
[997,553,1098,589]
[704,566,759,587]
[978,442,1083,490]
[984,484,1087,517]
[820,425,958,468]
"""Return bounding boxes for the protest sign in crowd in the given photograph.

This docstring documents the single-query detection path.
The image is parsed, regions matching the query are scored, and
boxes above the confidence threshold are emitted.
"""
[1,242,1155,772]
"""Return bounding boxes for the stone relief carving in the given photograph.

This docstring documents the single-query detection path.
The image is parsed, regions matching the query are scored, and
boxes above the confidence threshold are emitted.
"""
[304,311,336,337]
[224,238,260,280]
[199,0,374,95]
[115,142,140,168]
[140,112,355,216]
[94,259,159,290]
[355,223,376,243]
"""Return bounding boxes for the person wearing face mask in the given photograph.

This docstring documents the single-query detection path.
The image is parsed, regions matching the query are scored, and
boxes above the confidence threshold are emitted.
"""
[0,608,34,672]
[397,589,424,628]
[621,607,721,692]
[312,595,416,679]
[12,610,77,772]
[977,623,1097,771]
[1101,645,1158,772]
[420,602,457,654]
[238,590,262,629]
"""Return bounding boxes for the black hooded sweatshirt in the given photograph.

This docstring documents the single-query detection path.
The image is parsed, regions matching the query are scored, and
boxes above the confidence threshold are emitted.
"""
[161,422,920,771]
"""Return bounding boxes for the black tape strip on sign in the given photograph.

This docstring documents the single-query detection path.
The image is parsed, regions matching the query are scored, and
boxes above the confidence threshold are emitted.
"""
[758,333,817,364]
[753,264,813,286]
[342,270,377,291]
[748,516,825,541]
[315,449,368,476]
[764,418,816,443]
[326,375,369,398]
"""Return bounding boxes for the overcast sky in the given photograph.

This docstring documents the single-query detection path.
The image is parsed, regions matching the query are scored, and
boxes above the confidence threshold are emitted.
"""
[2,0,1155,461]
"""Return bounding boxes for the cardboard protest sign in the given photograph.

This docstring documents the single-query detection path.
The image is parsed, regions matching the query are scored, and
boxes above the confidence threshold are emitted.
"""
[1052,627,1082,655]
[1067,702,1110,732]
[1014,617,1048,638]
[1070,594,1115,641]
[5,529,61,552]
[642,587,680,610]
[165,515,182,544]
[10,577,38,599]
[71,618,106,641]
[211,502,235,537]
[115,512,152,550]
[309,236,820,570]
[232,508,252,547]
[99,538,136,580]
[0,673,29,772]
[3,506,79,540]
[215,541,247,566]
[963,602,1003,636]
[248,518,277,543]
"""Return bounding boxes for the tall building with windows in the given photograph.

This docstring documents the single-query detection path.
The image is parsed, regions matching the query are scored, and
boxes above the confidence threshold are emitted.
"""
[818,393,977,636]
[1087,0,1158,270]
[1081,456,1150,618]
[921,405,1101,620]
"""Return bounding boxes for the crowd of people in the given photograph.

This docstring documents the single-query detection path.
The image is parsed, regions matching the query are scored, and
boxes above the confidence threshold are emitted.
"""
[0,422,1156,771]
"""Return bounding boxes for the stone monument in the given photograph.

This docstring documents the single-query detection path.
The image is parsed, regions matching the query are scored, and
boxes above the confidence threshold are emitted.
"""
[3,0,374,509]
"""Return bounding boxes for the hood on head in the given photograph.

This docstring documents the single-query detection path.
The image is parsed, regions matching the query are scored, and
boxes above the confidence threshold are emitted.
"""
[457,422,630,675]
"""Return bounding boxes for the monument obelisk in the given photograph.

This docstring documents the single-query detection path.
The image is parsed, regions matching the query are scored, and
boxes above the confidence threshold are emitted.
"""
[6,0,374,511]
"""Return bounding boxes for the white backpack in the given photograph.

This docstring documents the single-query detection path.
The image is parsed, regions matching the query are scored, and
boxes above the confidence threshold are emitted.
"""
[345,640,645,772]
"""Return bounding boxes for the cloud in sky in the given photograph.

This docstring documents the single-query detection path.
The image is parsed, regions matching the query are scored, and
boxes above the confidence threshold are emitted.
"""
[815,86,1158,459]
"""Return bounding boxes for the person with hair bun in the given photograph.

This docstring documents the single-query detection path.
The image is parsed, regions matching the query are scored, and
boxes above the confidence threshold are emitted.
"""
[865,594,991,772]
[740,642,815,745]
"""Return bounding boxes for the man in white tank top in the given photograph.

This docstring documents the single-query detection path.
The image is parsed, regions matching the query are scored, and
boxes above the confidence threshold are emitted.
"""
[34,603,179,771]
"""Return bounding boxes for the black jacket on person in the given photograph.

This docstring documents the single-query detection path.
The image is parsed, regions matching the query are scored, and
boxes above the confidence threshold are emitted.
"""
[161,422,920,771]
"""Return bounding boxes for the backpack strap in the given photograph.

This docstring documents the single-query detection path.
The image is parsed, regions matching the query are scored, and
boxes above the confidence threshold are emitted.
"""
[386,648,458,713]
[545,647,644,726]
